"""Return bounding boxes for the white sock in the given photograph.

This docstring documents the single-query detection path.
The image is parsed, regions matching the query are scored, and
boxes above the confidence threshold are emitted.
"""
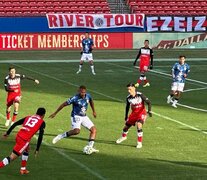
[79,64,82,71]
[90,65,95,72]
[88,140,94,147]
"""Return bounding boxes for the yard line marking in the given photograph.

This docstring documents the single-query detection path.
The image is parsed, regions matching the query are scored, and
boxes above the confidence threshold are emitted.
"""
[11,64,207,135]
[0,113,106,180]
[183,87,207,92]
[177,103,207,112]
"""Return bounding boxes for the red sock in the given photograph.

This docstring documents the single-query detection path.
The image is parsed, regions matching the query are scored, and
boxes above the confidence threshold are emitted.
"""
[0,161,5,168]
[12,114,17,122]
[137,79,142,84]
[6,112,10,120]
[21,160,27,169]
[137,136,143,143]
[144,80,149,84]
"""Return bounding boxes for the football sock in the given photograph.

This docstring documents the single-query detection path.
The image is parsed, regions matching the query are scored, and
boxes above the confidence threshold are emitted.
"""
[6,111,10,120]
[0,157,11,168]
[137,129,143,143]
[122,130,128,137]
[21,152,29,170]
[88,139,95,147]
[79,64,82,71]
[61,132,68,138]
[138,74,145,84]
[12,111,18,122]
[173,98,179,105]
[90,65,95,72]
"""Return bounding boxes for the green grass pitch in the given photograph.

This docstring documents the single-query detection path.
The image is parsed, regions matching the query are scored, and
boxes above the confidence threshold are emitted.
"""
[0,50,207,180]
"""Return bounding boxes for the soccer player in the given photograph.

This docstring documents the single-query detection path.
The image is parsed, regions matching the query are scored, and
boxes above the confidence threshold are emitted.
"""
[167,55,190,108]
[116,83,152,149]
[0,107,46,175]
[76,32,96,75]
[4,66,39,127]
[49,85,99,154]
[133,40,154,87]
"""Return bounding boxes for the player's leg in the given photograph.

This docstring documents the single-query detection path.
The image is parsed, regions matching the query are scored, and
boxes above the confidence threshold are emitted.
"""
[142,67,150,87]
[20,147,30,175]
[171,83,184,108]
[116,124,131,144]
[135,72,145,87]
[136,120,144,148]
[76,54,84,74]
[52,116,82,144]
[167,82,177,104]
[0,152,18,168]
[12,99,20,125]
[89,53,95,75]
[5,105,12,127]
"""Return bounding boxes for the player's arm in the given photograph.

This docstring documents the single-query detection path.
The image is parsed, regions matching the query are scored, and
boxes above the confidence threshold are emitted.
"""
[89,99,96,118]
[133,49,141,66]
[125,100,130,121]
[35,121,46,156]
[21,75,39,84]
[184,65,190,78]
[4,78,14,92]
[150,49,154,69]
[49,101,68,118]
[4,118,25,137]
[89,39,94,53]
[140,94,152,117]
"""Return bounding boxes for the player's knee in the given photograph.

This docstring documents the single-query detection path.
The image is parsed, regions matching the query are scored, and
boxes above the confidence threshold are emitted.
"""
[90,126,96,134]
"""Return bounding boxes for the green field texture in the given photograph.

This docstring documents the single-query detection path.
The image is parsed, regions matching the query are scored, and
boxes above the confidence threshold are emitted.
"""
[0,50,207,180]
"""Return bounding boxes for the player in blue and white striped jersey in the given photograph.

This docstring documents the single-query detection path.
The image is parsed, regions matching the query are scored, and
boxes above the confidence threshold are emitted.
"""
[167,55,190,108]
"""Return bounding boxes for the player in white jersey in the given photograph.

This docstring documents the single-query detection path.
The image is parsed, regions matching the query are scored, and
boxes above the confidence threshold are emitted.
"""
[167,55,190,108]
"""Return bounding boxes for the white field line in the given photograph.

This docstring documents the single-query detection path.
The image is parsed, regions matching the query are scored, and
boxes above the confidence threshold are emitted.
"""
[0,113,106,180]
[12,64,207,135]
[0,58,207,63]
[183,87,207,92]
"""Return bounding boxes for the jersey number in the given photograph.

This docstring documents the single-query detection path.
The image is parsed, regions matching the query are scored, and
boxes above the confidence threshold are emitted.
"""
[25,117,38,127]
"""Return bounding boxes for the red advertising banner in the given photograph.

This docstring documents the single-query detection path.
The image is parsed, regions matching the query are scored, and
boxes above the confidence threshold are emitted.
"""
[0,33,132,50]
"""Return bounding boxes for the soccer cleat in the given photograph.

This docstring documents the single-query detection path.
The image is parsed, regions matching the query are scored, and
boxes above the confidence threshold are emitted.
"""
[20,169,30,175]
[143,82,150,87]
[136,142,142,149]
[10,121,15,126]
[172,103,177,108]
[76,70,81,74]
[92,71,96,75]
[134,83,139,88]
[167,96,172,104]
[5,120,10,127]
[52,134,62,144]
[116,136,127,144]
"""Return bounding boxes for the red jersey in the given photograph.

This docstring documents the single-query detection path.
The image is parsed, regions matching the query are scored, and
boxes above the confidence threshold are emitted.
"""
[17,115,45,141]
[127,92,145,114]
[4,74,25,96]
[137,47,153,64]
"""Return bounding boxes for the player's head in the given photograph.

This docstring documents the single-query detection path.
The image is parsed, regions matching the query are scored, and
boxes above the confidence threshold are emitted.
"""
[85,32,89,39]
[36,107,46,118]
[127,83,136,95]
[9,66,16,77]
[79,85,87,98]
[179,55,186,65]
[144,40,149,47]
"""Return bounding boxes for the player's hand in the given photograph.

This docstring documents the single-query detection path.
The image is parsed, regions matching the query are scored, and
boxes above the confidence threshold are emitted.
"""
[35,80,39,84]
[93,111,97,118]
[149,65,153,70]
[80,51,83,55]
[133,61,136,66]
[183,74,187,78]
[147,111,152,117]
[49,113,56,118]
[34,150,39,158]
[14,89,19,93]
[2,133,8,139]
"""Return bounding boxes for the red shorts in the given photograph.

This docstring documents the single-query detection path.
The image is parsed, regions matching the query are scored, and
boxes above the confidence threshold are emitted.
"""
[7,94,21,107]
[13,135,30,156]
[139,61,150,72]
[126,110,147,126]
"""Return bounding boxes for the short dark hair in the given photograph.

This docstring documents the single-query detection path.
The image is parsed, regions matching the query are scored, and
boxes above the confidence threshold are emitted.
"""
[145,39,149,43]
[127,83,135,87]
[79,85,86,90]
[36,107,46,116]
[9,66,15,71]
[179,55,186,59]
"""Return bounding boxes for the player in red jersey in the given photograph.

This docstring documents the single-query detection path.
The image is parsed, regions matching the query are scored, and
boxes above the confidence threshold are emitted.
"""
[116,83,152,148]
[133,40,154,87]
[0,107,46,175]
[4,66,39,127]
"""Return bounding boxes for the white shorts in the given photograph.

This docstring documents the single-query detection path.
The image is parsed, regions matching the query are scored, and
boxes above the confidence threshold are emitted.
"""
[81,53,93,61]
[71,115,94,130]
[171,82,185,92]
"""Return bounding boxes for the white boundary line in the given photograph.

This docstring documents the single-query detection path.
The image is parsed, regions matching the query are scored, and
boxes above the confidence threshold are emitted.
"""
[183,87,207,92]
[0,113,106,180]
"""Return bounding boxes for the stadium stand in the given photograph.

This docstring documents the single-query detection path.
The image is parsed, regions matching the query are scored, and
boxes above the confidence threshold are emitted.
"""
[0,0,111,16]
[127,0,207,16]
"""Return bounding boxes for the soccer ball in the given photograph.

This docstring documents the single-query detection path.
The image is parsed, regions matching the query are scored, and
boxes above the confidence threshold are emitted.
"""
[83,145,92,155]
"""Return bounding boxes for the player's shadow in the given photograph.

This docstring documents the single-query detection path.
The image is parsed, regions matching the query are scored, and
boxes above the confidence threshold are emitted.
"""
[148,158,207,169]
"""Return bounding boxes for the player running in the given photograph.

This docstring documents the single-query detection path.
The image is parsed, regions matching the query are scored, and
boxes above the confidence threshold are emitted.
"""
[167,55,190,108]
[4,66,39,127]
[0,108,46,175]
[133,40,154,87]
[76,32,96,75]
[49,85,99,155]
[116,83,152,148]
